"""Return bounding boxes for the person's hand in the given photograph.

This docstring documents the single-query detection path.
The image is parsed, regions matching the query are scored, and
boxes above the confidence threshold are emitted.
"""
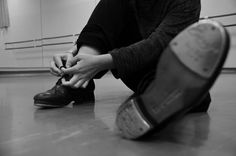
[50,52,74,76]
[61,54,113,88]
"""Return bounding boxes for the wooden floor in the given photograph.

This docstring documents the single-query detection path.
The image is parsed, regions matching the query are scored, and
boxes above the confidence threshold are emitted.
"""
[0,73,236,156]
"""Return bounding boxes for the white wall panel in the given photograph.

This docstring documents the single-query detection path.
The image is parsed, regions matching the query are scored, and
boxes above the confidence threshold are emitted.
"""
[41,0,96,67]
[0,0,42,67]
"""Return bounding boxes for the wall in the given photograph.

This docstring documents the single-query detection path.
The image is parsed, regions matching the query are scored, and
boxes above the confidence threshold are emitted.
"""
[0,0,235,69]
[201,0,236,68]
[0,0,42,67]
[0,0,96,68]
[40,0,95,67]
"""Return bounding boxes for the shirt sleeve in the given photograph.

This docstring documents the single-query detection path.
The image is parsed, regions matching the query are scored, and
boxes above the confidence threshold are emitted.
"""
[110,0,201,79]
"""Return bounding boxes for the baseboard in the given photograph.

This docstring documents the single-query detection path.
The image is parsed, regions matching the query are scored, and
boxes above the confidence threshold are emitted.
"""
[0,67,49,73]
[0,67,50,77]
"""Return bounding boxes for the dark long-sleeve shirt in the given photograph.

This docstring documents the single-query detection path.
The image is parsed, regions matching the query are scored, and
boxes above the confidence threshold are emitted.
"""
[77,0,201,79]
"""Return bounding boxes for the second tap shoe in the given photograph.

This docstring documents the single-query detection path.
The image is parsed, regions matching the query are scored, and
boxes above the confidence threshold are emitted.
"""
[116,20,230,139]
[34,78,95,108]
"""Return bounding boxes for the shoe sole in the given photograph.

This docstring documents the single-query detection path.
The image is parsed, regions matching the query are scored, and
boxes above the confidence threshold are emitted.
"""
[34,100,72,108]
[116,20,230,139]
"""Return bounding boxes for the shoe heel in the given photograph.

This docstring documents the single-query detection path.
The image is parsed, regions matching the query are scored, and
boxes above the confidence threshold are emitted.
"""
[116,98,153,139]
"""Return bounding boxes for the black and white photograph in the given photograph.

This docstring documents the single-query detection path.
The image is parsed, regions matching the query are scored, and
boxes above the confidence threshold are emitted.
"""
[0,0,236,155]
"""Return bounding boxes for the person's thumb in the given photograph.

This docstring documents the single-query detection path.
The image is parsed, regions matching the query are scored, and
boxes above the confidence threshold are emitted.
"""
[74,54,88,61]
[65,57,77,68]
[61,65,78,74]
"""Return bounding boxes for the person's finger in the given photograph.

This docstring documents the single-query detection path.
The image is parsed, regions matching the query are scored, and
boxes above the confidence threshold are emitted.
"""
[61,65,79,75]
[49,68,61,77]
[50,61,62,75]
[63,54,91,74]
[53,55,63,69]
[61,78,67,85]
[74,79,87,88]
[82,80,89,88]
[61,74,80,87]
[65,54,76,68]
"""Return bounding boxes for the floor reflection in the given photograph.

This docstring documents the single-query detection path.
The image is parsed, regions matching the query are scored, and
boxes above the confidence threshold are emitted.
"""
[34,103,96,129]
[155,113,210,147]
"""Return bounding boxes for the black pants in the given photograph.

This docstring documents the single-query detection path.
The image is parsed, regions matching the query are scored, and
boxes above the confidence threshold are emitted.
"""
[77,0,147,93]
[77,0,211,112]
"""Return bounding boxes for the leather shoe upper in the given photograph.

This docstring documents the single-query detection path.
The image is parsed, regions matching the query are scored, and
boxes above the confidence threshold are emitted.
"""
[34,78,95,108]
